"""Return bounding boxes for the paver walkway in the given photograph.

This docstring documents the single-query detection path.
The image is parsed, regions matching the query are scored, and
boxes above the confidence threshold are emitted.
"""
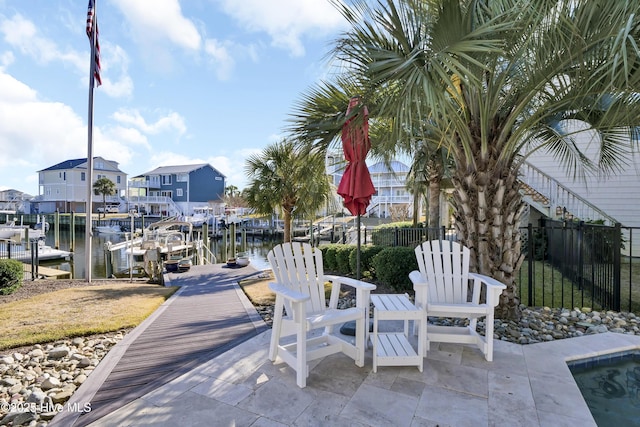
[51,263,268,427]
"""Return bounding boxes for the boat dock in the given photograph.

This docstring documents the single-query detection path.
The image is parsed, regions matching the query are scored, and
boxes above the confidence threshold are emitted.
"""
[22,263,72,280]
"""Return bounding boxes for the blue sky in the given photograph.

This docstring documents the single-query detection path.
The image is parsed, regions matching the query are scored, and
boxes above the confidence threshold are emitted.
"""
[0,0,349,196]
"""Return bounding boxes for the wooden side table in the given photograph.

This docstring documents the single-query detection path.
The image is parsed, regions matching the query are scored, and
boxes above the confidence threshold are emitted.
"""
[371,294,425,372]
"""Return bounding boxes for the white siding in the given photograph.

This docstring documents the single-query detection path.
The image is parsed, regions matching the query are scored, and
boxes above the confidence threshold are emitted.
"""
[525,124,640,229]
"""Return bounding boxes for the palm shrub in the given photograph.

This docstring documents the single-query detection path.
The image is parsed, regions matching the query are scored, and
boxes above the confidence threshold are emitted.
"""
[371,247,418,293]
[0,259,23,295]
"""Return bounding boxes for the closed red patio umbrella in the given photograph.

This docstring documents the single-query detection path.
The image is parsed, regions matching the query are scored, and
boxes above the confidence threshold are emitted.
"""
[337,97,375,279]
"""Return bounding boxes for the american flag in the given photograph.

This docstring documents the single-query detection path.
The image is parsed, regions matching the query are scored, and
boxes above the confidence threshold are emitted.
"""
[86,0,102,86]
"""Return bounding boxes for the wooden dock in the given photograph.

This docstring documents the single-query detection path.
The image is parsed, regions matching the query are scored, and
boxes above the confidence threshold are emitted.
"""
[23,263,72,280]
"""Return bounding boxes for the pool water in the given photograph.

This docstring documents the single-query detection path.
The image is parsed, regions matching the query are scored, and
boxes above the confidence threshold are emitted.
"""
[568,350,640,426]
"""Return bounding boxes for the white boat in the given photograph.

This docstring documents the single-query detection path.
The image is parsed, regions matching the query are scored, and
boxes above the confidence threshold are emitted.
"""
[0,220,47,240]
[184,207,215,227]
[0,240,71,261]
[95,224,123,234]
[123,219,194,258]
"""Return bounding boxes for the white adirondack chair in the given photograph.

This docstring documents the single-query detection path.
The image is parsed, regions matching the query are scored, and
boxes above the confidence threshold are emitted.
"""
[409,240,506,361]
[267,242,376,388]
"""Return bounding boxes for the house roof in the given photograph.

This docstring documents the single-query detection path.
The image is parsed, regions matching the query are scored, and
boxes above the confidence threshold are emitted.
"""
[135,163,225,177]
[368,160,409,174]
[40,158,87,172]
[39,157,123,172]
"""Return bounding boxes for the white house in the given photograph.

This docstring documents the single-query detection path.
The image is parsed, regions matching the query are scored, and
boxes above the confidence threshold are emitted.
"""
[35,157,127,213]
[0,189,32,213]
[326,152,416,219]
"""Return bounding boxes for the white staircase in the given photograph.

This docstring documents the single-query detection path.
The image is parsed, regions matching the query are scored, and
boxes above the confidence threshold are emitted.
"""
[518,161,618,225]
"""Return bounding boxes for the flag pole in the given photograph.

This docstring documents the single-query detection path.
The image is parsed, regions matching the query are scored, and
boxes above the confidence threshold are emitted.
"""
[85,0,98,283]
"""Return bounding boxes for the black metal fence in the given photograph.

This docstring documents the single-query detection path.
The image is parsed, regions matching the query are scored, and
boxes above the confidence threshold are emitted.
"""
[360,222,639,313]
[0,239,40,280]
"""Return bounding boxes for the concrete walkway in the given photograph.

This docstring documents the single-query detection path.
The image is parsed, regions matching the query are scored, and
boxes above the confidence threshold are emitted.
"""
[51,264,268,427]
[53,265,640,426]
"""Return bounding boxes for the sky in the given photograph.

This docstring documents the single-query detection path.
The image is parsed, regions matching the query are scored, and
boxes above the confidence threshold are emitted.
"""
[0,0,350,196]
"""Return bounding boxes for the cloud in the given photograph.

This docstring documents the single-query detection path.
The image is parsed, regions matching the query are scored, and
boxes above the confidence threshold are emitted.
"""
[215,0,345,56]
[0,13,133,98]
[111,0,201,72]
[0,72,87,168]
[96,45,134,98]
[204,39,235,80]
[111,108,187,136]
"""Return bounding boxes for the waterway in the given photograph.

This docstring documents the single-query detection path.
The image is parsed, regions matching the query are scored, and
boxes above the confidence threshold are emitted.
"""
[42,229,280,279]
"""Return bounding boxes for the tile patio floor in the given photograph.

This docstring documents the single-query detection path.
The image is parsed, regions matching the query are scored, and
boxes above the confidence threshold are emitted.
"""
[54,266,640,426]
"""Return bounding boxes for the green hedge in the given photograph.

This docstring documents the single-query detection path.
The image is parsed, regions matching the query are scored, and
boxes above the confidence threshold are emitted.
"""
[349,245,385,279]
[0,259,24,295]
[371,246,418,293]
[335,245,355,275]
[319,244,340,271]
[320,243,418,287]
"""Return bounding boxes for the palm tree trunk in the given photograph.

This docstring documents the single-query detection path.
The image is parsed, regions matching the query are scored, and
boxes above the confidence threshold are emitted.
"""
[426,158,443,229]
[283,209,292,243]
[412,191,420,226]
[451,145,524,320]
[427,180,440,229]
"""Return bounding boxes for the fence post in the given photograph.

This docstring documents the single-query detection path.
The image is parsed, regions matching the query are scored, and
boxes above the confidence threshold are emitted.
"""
[527,223,533,306]
[613,223,621,311]
[30,239,36,281]
[394,227,399,247]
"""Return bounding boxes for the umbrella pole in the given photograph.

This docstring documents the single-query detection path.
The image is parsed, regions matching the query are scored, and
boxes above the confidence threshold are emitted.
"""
[356,214,361,280]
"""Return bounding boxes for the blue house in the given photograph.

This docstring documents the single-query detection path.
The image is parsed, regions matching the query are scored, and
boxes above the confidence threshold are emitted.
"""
[128,164,226,216]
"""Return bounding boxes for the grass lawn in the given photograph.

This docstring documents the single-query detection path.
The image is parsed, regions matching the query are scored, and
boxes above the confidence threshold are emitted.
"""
[237,270,355,306]
[238,271,276,306]
[517,258,640,313]
[0,282,178,350]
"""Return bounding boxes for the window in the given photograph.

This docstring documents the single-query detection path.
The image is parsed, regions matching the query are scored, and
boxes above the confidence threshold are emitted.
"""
[176,189,183,197]
[81,172,86,181]
[117,176,121,184]
[162,175,172,185]
[176,174,188,182]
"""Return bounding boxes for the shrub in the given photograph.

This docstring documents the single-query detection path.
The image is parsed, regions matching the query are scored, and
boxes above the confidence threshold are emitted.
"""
[0,259,24,295]
[335,245,355,275]
[371,247,418,293]
[349,245,385,279]
[319,244,339,271]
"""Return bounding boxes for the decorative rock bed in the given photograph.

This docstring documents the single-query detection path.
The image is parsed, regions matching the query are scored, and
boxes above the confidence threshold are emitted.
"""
[0,332,124,426]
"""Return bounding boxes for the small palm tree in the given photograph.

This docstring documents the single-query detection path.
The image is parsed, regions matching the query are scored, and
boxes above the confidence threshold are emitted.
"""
[244,139,332,243]
[93,177,116,219]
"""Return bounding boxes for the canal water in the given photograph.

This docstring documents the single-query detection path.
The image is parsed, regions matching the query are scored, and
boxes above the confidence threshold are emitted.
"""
[43,229,280,279]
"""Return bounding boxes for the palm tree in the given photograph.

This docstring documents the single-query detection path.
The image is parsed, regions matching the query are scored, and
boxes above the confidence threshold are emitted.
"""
[93,177,116,219]
[244,139,332,243]
[225,185,238,198]
[297,0,640,319]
